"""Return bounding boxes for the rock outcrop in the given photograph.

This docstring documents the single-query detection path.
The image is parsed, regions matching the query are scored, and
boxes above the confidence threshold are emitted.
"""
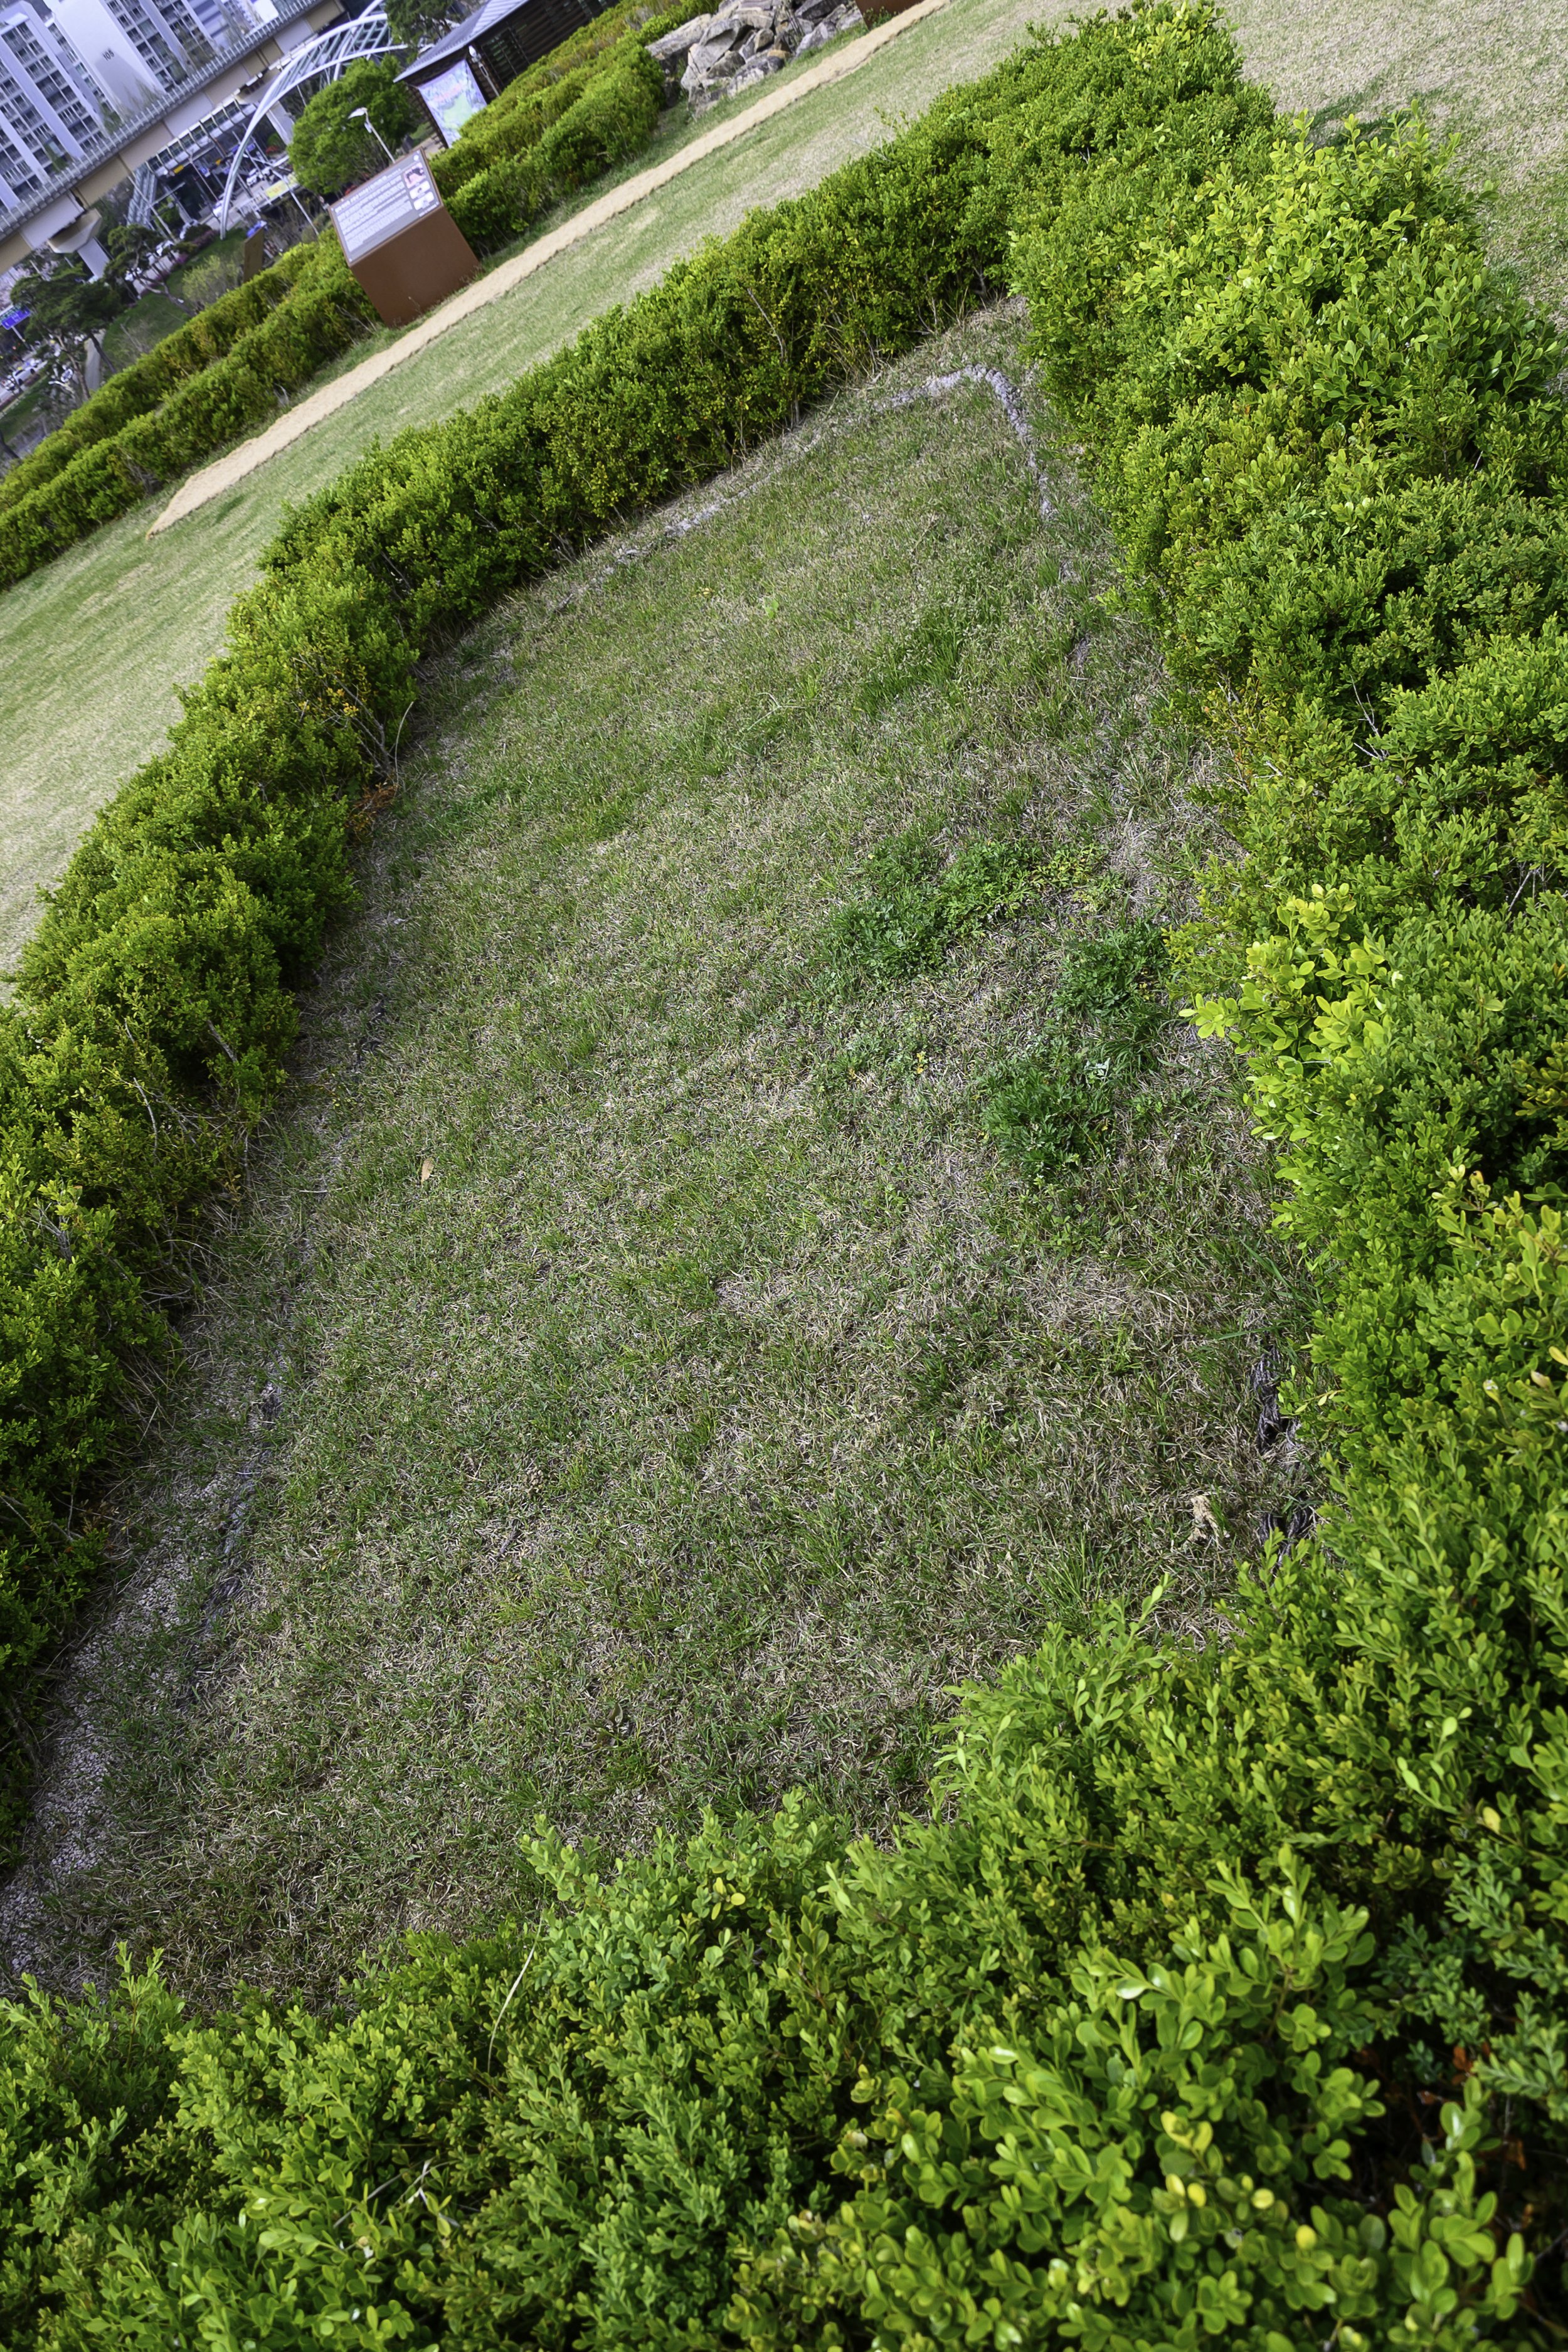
[645,0,866,115]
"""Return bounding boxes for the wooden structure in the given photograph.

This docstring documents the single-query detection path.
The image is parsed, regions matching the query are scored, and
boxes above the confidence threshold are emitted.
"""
[329,151,478,325]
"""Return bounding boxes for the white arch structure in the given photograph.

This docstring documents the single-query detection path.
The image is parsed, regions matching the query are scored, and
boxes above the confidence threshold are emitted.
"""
[217,8,406,231]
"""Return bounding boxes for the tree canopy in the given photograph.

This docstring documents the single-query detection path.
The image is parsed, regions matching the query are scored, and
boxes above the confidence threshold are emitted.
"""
[382,0,467,58]
[289,61,420,199]
[9,253,130,405]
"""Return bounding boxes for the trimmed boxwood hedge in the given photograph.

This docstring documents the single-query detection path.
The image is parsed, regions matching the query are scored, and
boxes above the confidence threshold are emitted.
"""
[3,6,1568,2344]
[0,236,381,582]
[0,242,319,516]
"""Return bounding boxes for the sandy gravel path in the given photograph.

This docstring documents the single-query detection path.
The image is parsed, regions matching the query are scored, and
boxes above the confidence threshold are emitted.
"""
[150,0,952,535]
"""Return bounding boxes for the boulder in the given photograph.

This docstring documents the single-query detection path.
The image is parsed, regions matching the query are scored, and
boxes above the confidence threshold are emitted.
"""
[793,0,862,54]
[723,49,785,100]
[644,11,713,60]
[674,0,862,112]
[682,32,744,92]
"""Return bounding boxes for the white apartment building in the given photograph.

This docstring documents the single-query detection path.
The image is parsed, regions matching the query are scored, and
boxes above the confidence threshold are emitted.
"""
[0,0,107,204]
[49,0,255,124]
[0,0,340,269]
[48,0,159,113]
[0,0,267,210]
[96,0,223,88]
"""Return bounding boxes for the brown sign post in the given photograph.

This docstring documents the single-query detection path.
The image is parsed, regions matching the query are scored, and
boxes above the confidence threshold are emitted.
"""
[329,152,479,328]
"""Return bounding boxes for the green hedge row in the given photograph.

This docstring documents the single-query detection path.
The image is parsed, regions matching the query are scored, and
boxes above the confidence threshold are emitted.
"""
[0,20,674,589]
[427,0,677,198]
[0,237,380,584]
[441,36,666,253]
[3,4,1567,2343]
[0,241,316,516]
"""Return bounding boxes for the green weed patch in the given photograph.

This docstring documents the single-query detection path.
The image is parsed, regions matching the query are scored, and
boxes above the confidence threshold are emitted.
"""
[3,1,1568,2341]
[825,830,1052,983]
[982,918,1170,1179]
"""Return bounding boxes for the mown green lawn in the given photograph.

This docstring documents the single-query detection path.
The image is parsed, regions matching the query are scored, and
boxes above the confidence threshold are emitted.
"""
[100,289,191,373]
[9,308,1313,2001]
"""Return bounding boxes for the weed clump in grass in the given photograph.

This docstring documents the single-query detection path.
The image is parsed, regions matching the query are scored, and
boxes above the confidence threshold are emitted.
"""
[825,831,1076,986]
[982,918,1170,1180]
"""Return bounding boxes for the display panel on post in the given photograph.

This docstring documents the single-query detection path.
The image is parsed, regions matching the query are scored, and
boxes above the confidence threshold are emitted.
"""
[329,151,479,326]
[418,58,488,144]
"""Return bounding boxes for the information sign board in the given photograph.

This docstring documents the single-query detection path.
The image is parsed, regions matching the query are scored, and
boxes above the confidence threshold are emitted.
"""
[420,59,487,146]
[326,148,478,327]
[331,152,444,268]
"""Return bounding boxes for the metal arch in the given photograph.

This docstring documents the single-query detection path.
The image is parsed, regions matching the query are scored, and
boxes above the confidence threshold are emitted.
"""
[217,9,405,231]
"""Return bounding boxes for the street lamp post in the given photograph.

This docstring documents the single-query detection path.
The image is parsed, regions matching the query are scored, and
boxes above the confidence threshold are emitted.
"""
[349,105,398,166]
